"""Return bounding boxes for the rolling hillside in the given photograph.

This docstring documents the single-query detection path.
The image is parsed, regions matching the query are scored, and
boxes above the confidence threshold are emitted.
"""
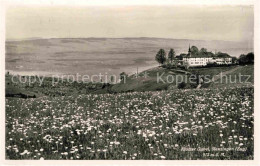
[6,38,253,78]
[6,64,254,97]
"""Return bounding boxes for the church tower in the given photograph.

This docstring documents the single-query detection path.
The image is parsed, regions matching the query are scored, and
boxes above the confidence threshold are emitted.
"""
[188,44,191,57]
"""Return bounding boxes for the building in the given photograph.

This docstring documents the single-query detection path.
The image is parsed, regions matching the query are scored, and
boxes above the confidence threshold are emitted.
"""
[213,57,232,65]
[181,45,232,67]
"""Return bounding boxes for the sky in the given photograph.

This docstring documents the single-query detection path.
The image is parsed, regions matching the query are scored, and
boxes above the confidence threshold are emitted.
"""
[6,5,253,41]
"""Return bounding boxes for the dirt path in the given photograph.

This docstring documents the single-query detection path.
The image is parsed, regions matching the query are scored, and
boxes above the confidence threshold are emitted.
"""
[211,66,243,82]
[196,66,243,89]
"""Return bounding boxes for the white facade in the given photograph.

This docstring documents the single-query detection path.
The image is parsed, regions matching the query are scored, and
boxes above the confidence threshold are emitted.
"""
[183,57,213,67]
[182,57,232,67]
[212,58,232,65]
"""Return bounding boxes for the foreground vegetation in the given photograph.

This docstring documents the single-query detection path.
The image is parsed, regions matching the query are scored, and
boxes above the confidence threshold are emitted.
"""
[6,86,253,160]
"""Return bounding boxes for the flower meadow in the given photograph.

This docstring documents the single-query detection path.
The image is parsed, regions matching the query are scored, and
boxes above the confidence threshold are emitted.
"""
[6,86,254,160]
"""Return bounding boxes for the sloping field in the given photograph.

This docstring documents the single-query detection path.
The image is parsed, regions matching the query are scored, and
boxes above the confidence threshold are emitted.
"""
[6,86,253,159]
[209,65,254,88]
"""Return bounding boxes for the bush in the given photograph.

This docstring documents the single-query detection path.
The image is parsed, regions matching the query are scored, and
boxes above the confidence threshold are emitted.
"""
[239,52,254,65]
[162,63,176,69]
[178,82,186,89]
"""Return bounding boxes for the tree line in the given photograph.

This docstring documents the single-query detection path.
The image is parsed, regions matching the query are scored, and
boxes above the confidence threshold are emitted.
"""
[155,46,213,65]
[238,52,254,64]
[155,48,175,65]
[155,47,254,65]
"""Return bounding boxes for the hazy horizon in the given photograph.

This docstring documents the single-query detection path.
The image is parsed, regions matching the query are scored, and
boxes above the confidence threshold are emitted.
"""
[5,5,254,76]
[6,37,253,78]
[6,5,253,42]
[5,36,253,43]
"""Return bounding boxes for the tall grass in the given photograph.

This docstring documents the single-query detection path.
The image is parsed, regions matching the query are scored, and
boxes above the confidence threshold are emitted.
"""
[6,86,253,160]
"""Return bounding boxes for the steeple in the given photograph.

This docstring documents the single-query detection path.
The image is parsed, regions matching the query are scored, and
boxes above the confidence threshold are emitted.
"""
[188,44,191,57]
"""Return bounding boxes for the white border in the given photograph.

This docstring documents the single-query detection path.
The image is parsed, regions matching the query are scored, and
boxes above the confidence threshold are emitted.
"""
[0,0,259,165]
[2,0,256,6]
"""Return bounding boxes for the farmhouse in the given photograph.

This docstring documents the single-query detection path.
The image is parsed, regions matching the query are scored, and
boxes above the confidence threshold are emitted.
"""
[181,45,232,67]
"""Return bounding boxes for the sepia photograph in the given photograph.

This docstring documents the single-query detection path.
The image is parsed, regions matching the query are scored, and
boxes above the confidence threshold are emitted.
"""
[1,0,259,164]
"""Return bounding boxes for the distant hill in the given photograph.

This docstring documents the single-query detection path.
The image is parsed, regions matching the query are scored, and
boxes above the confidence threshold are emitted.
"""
[6,38,253,77]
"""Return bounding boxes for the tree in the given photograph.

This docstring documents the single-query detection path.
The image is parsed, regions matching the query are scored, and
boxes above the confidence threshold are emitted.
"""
[155,49,166,65]
[200,48,207,53]
[232,57,238,64]
[190,46,199,55]
[179,53,186,60]
[246,52,254,63]
[239,52,254,64]
[216,52,231,58]
[199,48,207,55]
[207,52,214,57]
[168,48,175,63]
[239,54,247,64]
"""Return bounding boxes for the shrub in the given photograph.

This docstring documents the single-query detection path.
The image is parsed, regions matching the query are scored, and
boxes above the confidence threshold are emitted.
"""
[178,82,186,89]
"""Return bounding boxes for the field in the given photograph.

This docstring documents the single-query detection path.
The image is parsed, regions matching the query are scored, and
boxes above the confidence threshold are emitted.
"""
[6,86,254,160]
[5,64,254,98]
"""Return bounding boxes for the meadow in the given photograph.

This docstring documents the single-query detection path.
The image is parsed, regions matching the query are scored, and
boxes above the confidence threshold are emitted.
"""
[6,86,254,160]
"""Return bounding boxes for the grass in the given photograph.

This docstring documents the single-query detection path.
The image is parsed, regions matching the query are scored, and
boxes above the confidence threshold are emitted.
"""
[208,65,254,88]
[225,65,254,83]
[115,65,254,92]
[189,66,238,79]
[5,74,113,97]
[5,65,254,96]
[111,67,179,92]
[6,86,254,160]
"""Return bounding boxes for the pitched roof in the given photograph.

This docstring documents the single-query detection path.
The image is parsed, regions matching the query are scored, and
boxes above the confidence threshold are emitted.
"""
[182,53,215,58]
